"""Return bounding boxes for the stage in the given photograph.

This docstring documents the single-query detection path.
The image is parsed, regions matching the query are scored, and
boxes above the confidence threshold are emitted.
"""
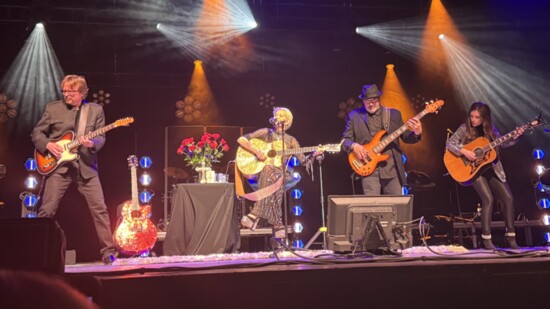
[63,246,550,309]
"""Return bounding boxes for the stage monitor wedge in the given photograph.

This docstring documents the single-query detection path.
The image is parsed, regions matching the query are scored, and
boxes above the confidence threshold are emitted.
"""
[327,195,413,252]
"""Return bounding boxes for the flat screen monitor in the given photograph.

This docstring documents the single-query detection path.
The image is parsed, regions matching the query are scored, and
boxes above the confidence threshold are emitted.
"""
[327,195,414,252]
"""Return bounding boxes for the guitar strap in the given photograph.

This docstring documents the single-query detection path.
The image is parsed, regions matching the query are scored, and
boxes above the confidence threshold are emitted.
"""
[382,107,390,131]
[76,102,89,137]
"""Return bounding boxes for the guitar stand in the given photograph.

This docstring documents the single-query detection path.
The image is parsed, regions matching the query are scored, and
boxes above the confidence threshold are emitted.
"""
[304,154,328,250]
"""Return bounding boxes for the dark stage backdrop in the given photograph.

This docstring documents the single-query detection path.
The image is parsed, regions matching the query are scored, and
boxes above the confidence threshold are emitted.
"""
[1,1,549,260]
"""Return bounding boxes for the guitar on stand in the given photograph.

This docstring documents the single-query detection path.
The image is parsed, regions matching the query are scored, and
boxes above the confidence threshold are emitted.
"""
[114,155,158,256]
[444,114,545,185]
[349,100,445,176]
[34,117,134,175]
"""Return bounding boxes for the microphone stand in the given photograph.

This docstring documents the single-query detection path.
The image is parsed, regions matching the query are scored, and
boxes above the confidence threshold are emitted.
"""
[278,122,290,247]
[305,153,327,249]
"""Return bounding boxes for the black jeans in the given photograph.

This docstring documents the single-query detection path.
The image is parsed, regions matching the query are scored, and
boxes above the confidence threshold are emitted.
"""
[471,169,515,236]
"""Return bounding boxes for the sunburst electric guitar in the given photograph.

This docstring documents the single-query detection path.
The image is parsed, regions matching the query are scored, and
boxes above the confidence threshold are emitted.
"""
[236,139,342,178]
[349,100,445,177]
[113,155,158,255]
[444,114,545,185]
[34,117,134,175]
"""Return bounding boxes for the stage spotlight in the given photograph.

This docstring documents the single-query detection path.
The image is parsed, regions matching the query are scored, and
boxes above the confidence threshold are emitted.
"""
[139,173,152,187]
[139,156,153,169]
[536,165,546,176]
[533,149,545,160]
[292,171,301,182]
[139,190,154,204]
[293,222,303,234]
[355,27,360,34]
[291,189,302,199]
[36,23,44,29]
[156,23,161,30]
[248,21,257,28]
[438,33,445,40]
[24,176,38,190]
[293,240,304,248]
[293,205,303,216]
[288,157,300,167]
[538,198,550,209]
[194,60,203,66]
[542,214,550,226]
[24,158,37,171]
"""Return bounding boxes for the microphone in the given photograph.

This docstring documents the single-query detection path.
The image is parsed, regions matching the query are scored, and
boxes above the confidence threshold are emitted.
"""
[269,118,282,126]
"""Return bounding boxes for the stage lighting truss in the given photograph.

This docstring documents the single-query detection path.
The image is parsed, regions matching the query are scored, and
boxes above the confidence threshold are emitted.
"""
[259,93,275,109]
[91,90,111,106]
[175,96,204,123]
[337,97,361,119]
[0,93,18,123]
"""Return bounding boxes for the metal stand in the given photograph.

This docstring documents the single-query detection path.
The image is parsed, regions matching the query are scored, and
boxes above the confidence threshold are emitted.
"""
[305,154,327,249]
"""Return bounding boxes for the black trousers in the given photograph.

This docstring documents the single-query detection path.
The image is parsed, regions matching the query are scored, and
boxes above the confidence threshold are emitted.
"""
[471,168,515,236]
[38,166,116,258]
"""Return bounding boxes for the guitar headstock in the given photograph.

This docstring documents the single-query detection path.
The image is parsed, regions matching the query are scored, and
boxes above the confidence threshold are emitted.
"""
[115,117,135,127]
[525,112,546,129]
[424,100,445,114]
[127,155,138,169]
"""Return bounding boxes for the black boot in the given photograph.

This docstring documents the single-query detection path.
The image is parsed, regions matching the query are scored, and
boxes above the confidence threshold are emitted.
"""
[505,233,520,249]
[481,234,496,250]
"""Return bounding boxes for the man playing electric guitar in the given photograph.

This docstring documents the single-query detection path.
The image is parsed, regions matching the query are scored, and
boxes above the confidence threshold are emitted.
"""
[31,75,117,264]
[342,84,422,195]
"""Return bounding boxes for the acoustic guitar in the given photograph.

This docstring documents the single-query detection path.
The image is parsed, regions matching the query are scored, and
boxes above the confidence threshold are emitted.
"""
[236,139,341,178]
[349,100,444,177]
[444,114,545,185]
[113,155,158,255]
[34,117,134,175]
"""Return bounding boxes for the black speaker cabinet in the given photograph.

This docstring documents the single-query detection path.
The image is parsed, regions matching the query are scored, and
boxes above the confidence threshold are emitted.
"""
[0,218,66,274]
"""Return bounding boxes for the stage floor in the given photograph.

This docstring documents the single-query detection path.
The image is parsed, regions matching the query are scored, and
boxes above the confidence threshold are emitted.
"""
[64,246,550,309]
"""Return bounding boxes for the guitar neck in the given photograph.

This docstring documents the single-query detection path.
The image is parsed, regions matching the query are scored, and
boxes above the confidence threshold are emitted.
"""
[481,126,523,152]
[130,166,139,209]
[278,146,318,156]
[372,109,430,154]
[66,122,117,150]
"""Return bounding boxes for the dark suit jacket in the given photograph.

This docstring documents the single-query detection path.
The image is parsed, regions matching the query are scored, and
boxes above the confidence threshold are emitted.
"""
[31,100,106,179]
[342,106,421,185]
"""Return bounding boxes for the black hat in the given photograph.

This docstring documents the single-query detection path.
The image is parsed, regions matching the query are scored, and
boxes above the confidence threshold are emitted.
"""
[358,84,381,99]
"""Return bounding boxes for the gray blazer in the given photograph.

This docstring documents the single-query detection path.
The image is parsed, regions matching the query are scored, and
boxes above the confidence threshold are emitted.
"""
[342,106,421,185]
[446,123,517,183]
[31,100,106,179]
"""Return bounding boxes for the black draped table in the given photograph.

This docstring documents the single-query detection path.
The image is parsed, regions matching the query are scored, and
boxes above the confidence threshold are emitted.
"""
[163,183,239,256]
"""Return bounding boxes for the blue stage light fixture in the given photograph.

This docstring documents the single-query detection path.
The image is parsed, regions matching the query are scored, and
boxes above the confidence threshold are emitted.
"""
[537,182,546,192]
[402,186,409,195]
[538,198,550,209]
[24,176,38,190]
[293,205,303,216]
[24,158,37,171]
[291,189,302,199]
[248,178,258,185]
[139,172,152,186]
[292,171,301,182]
[533,149,545,160]
[23,193,39,207]
[293,239,304,248]
[139,190,154,203]
[288,156,300,167]
[293,222,303,233]
[139,156,153,169]
[545,232,550,243]
[402,154,407,164]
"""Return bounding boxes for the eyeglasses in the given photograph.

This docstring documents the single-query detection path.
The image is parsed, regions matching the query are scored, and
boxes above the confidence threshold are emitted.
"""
[62,89,80,94]
[363,98,379,103]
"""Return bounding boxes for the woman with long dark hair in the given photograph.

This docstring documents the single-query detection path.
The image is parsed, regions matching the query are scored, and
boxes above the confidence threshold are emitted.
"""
[447,102,524,249]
